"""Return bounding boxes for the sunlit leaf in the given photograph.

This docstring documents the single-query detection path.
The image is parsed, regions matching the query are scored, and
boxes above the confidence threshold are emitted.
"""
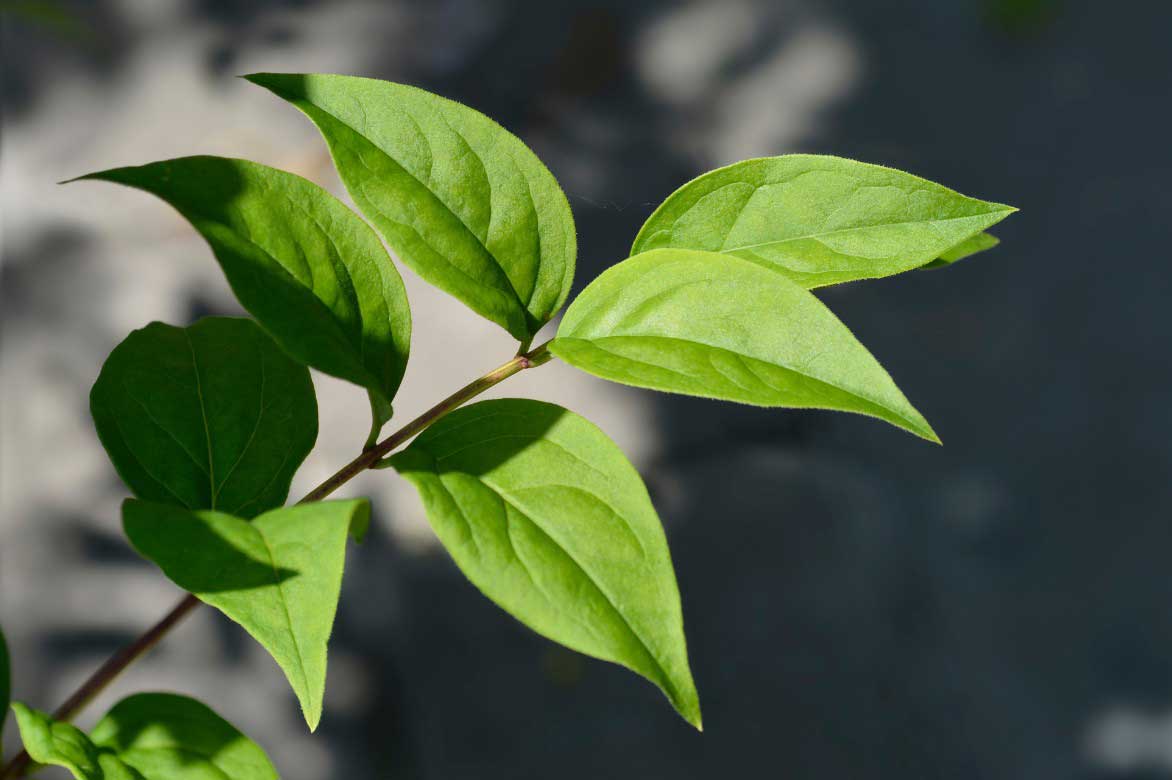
[920,231,1001,269]
[551,249,938,441]
[122,499,370,730]
[389,399,701,728]
[90,693,278,780]
[11,693,276,780]
[246,73,576,343]
[11,703,144,780]
[633,154,1015,288]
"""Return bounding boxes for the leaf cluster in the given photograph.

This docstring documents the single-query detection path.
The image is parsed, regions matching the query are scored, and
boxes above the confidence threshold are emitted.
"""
[4,72,1014,775]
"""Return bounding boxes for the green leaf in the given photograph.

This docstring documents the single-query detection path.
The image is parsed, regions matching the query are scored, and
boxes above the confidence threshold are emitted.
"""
[245,73,576,343]
[90,317,317,518]
[388,399,701,728]
[122,499,371,730]
[550,248,938,442]
[632,154,1016,288]
[90,693,278,780]
[11,703,144,780]
[1,625,10,756]
[75,155,412,428]
[920,231,1001,269]
[12,693,276,780]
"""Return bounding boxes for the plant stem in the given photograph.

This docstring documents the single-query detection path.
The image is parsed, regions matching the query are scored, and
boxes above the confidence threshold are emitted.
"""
[0,341,553,780]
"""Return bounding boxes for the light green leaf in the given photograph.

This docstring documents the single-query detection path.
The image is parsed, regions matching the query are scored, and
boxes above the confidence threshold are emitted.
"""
[246,73,576,343]
[90,317,317,518]
[89,693,278,780]
[388,399,701,728]
[122,499,371,730]
[632,154,1016,288]
[75,155,412,429]
[11,703,144,780]
[920,231,1001,269]
[1,625,9,756]
[550,249,938,442]
[12,694,276,780]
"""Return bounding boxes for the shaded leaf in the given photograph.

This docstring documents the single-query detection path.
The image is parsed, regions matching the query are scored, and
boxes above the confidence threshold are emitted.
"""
[12,694,276,780]
[0,625,9,756]
[76,156,411,430]
[920,231,1001,269]
[91,317,317,518]
[632,154,1016,288]
[550,249,938,441]
[389,399,701,728]
[122,499,370,730]
[246,73,576,342]
[90,693,278,780]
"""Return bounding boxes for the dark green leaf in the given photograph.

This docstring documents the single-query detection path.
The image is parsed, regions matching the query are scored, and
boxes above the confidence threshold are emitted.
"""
[389,399,701,728]
[75,156,412,429]
[246,73,576,343]
[90,317,317,518]
[632,155,1016,288]
[122,499,370,730]
[12,693,276,780]
[1,625,9,756]
[920,231,1001,269]
[550,249,938,441]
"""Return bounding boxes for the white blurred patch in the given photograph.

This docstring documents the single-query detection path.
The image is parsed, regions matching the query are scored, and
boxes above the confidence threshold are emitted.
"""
[636,0,860,164]
[636,0,761,105]
[1085,704,1172,772]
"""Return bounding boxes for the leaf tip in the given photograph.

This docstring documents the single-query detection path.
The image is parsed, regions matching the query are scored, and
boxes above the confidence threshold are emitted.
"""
[240,72,297,96]
[912,418,942,445]
[58,171,105,186]
[667,676,703,731]
[990,202,1020,220]
[59,168,132,188]
[348,499,373,544]
[893,406,941,445]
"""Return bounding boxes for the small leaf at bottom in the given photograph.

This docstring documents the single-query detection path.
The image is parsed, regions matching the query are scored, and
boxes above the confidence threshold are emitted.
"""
[12,693,276,780]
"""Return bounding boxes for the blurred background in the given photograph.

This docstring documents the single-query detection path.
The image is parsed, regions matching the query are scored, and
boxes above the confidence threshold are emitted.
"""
[2,0,1169,777]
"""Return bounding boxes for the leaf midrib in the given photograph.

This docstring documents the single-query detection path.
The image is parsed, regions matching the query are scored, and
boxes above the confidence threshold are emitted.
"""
[557,334,927,435]
[213,332,268,506]
[184,330,217,509]
[715,209,1013,254]
[304,97,530,312]
[484,478,677,702]
[253,530,312,708]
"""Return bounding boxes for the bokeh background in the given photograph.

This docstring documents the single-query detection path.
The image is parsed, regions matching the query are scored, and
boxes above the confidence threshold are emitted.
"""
[3,0,1170,777]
